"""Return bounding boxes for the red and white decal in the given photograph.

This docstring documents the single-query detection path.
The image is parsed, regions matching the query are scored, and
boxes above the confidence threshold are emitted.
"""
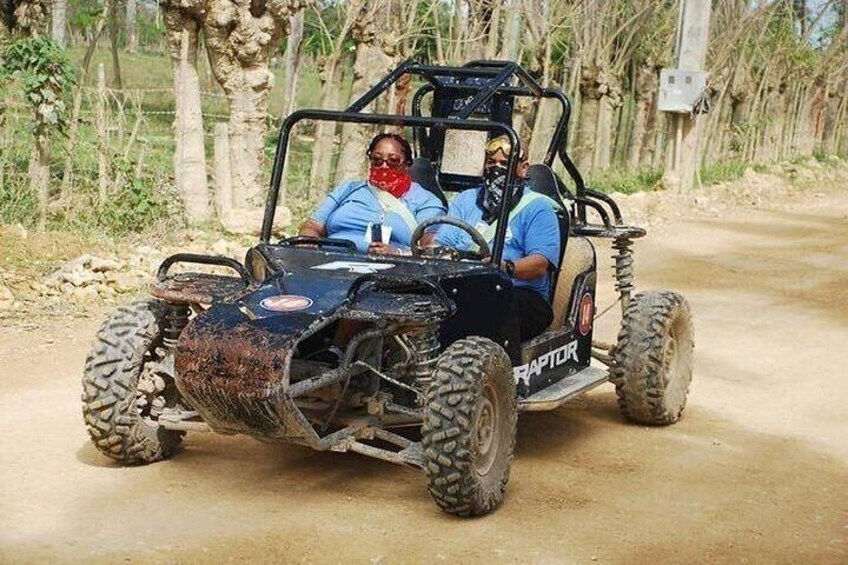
[578,293,593,336]
[260,295,313,312]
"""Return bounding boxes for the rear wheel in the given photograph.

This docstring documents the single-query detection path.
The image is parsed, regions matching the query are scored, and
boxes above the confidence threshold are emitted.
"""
[421,337,517,516]
[81,298,184,463]
[610,291,695,425]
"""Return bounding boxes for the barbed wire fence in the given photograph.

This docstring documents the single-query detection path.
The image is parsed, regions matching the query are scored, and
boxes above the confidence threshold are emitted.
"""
[0,71,323,233]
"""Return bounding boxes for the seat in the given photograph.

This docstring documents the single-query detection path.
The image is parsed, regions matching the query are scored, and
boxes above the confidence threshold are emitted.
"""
[526,164,571,301]
[525,164,593,331]
[527,164,574,213]
[548,236,594,330]
[410,157,448,207]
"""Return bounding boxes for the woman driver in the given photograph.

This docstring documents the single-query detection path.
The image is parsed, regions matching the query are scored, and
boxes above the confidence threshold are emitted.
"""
[298,133,446,254]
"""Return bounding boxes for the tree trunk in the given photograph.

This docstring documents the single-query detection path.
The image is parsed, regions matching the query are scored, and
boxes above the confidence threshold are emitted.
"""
[213,122,232,218]
[51,0,66,46]
[61,8,108,200]
[107,0,122,89]
[309,55,343,200]
[203,0,303,211]
[281,10,304,116]
[786,83,806,158]
[498,0,520,60]
[485,1,500,59]
[334,2,397,185]
[575,65,601,171]
[627,65,657,169]
[527,18,553,163]
[127,0,138,53]
[12,0,50,36]
[97,63,110,203]
[594,79,621,170]
[163,5,210,223]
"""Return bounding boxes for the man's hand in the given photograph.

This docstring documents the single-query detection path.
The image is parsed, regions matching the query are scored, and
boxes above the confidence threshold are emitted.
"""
[368,242,402,255]
[483,254,549,280]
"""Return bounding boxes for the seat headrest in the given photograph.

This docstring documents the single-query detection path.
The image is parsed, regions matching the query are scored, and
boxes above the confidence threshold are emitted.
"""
[410,157,448,207]
[527,164,573,211]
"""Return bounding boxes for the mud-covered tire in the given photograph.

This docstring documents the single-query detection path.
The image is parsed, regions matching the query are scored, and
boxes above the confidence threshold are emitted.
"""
[81,298,183,464]
[421,336,517,517]
[610,290,695,425]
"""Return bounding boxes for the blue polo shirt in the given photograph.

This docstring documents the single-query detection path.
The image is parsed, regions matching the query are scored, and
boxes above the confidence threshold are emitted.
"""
[436,187,560,299]
[312,181,446,252]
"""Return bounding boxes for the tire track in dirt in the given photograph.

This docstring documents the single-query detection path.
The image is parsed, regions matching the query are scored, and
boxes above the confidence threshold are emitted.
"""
[1,186,846,563]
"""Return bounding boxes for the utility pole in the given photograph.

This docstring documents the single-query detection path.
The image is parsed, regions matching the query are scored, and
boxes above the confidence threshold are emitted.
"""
[661,0,712,191]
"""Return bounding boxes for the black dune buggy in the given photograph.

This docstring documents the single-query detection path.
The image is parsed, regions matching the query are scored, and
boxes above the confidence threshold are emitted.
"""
[82,60,694,517]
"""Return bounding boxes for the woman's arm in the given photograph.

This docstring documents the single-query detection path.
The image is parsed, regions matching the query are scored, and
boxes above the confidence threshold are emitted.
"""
[299,218,326,238]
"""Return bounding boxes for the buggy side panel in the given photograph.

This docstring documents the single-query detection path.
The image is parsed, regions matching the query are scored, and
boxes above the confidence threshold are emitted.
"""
[515,265,596,398]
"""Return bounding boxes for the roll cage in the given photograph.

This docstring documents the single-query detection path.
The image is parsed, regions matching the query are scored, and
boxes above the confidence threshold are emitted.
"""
[261,59,639,263]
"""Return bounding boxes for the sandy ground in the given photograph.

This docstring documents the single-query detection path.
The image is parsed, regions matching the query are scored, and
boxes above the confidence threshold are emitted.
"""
[1,178,847,564]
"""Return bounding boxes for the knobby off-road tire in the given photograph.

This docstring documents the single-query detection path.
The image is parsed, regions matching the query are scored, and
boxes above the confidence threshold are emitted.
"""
[610,290,695,425]
[82,298,183,464]
[421,337,517,517]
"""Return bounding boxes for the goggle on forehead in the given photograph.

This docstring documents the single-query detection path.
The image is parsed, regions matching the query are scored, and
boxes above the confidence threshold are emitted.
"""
[484,136,526,160]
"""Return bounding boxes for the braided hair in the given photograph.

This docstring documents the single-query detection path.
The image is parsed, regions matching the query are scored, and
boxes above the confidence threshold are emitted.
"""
[367,133,413,166]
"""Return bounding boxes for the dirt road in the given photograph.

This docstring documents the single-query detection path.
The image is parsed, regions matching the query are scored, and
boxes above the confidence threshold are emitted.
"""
[2,184,847,564]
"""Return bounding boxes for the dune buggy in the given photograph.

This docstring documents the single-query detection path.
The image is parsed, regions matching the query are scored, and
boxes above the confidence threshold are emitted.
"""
[82,60,694,517]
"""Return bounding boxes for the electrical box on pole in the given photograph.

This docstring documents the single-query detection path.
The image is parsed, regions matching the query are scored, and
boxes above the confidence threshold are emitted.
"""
[658,69,708,113]
[661,0,712,191]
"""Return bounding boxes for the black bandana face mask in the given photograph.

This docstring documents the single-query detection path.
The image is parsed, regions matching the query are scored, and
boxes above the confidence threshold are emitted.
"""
[482,164,509,222]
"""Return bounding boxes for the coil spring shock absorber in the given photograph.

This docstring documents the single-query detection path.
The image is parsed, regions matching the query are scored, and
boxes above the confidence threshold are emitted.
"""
[612,236,635,312]
[163,303,190,349]
[406,323,440,394]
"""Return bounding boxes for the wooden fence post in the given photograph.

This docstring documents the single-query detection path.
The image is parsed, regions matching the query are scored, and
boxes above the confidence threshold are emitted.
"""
[97,63,110,204]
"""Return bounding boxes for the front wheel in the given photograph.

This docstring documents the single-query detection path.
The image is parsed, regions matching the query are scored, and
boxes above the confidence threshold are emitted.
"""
[81,298,185,463]
[610,291,695,425]
[421,337,517,517]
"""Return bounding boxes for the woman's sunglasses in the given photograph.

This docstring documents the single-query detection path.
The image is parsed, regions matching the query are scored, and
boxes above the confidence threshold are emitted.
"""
[368,155,405,169]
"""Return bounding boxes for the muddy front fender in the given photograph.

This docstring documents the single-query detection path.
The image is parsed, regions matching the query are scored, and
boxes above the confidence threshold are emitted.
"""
[173,303,331,439]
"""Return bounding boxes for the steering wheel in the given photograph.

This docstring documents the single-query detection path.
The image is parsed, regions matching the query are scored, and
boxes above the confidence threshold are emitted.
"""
[410,215,491,260]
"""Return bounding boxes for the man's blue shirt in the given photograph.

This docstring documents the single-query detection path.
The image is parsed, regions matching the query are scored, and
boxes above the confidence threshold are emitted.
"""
[312,181,446,252]
[436,187,560,299]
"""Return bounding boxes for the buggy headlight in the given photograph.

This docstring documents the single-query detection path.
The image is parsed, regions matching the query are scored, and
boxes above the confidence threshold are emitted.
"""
[245,248,268,282]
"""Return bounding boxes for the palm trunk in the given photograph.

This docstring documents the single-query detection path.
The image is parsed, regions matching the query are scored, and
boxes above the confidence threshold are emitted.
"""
[628,66,656,169]
[228,87,270,207]
[498,0,519,60]
[51,0,66,46]
[282,11,304,116]
[574,65,601,171]
[638,93,659,168]
[310,56,343,201]
[527,31,553,162]
[334,3,397,185]
[127,0,138,54]
[107,0,122,89]
[172,23,210,222]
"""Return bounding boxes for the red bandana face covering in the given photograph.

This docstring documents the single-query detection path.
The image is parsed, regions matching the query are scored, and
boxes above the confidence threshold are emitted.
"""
[369,166,412,198]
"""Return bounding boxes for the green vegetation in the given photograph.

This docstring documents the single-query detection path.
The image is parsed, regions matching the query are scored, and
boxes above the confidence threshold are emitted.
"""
[587,159,784,195]
[1,37,76,134]
[590,168,663,194]
[700,160,766,186]
[0,47,326,237]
